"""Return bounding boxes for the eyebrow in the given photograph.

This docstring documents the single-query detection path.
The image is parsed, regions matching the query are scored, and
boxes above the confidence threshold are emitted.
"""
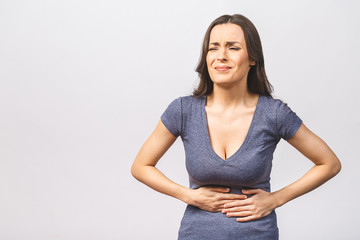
[209,41,242,46]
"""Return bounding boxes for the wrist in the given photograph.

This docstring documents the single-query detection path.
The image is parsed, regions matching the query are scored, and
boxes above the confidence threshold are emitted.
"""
[178,187,195,205]
[271,190,287,208]
[186,188,196,205]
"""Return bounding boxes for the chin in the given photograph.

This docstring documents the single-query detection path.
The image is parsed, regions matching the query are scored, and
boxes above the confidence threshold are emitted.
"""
[211,77,238,85]
[212,81,238,88]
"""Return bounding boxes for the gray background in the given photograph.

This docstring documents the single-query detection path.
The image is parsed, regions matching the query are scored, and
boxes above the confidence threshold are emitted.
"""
[0,0,359,239]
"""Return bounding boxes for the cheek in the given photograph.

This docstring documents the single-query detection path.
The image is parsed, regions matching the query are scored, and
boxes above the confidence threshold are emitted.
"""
[233,55,250,68]
[206,54,215,66]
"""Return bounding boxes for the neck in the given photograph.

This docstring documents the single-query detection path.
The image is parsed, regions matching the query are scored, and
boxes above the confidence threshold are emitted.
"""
[206,80,258,110]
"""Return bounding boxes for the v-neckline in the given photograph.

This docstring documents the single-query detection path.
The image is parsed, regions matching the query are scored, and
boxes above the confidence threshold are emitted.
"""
[201,94,262,162]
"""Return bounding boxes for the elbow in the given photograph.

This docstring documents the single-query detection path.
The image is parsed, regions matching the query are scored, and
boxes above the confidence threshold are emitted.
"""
[330,157,342,177]
[131,160,149,182]
[335,160,342,175]
[131,162,140,180]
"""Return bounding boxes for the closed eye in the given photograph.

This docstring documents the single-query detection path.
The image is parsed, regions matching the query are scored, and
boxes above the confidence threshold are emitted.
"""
[229,47,240,50]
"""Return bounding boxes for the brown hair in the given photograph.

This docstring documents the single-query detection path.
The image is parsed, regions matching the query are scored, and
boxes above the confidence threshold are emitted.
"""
[192,14,273,98]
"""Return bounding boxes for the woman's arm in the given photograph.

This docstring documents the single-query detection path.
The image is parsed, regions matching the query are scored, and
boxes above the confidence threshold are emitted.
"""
[222,123,341,222]
[131,119,247,212]
[271,123,341,206]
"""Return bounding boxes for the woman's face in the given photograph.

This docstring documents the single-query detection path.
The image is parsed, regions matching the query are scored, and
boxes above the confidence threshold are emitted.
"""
[206,23,255,86]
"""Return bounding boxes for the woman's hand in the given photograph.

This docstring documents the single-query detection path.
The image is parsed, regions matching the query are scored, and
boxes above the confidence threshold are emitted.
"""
[221,188,279,222]
[188,186,248,212]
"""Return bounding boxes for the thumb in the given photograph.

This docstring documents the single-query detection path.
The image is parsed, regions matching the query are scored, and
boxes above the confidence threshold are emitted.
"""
[242,188,261,195]
[208,187,231,193]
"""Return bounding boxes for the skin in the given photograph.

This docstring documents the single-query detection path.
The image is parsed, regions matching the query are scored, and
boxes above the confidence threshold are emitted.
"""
[131,23,341,222]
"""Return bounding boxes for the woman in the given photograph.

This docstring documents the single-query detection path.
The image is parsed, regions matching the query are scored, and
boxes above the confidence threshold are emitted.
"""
[131,14,341,240]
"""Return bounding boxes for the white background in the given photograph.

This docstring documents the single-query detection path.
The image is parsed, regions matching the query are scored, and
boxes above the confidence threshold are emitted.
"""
[1,0,359,239]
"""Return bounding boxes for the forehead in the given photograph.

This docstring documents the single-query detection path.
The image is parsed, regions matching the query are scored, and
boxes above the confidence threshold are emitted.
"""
[209,23,245,43]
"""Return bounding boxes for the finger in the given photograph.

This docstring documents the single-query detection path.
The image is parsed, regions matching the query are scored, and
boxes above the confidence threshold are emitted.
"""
[222,205,252,213]
[218,200,233,207]
[236,215,257,222]
[223,199,251,208]
[217,199,244,211]
[226,211,252,218]
[205,186,231,193]
[219,199,245,207]
[217,193,248,200]
[242,188,261,195]
[212,207,225,213]
[201,204,225,213]
[213,200,236,209]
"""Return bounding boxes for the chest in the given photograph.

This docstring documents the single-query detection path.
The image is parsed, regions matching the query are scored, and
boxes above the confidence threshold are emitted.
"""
[181,97,279,188]
[205,106,255,161]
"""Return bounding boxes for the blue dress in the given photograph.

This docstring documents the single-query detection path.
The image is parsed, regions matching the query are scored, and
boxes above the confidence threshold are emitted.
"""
[160,95,303,240]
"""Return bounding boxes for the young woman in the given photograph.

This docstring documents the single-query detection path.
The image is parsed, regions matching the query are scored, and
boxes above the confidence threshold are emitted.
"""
[131,14,341,240]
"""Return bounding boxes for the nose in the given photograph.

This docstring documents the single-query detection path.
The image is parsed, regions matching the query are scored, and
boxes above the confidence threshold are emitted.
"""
[217,48,228,62]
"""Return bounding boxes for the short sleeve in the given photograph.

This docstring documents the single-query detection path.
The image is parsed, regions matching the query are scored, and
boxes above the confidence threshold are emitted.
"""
[276,100,303,140]
[160,97,183,137]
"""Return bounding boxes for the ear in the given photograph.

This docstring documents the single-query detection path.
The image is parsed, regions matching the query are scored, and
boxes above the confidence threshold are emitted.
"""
[249,59,256,66]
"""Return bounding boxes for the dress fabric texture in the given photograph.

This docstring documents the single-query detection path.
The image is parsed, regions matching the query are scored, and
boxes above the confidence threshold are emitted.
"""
[160,95,303,240]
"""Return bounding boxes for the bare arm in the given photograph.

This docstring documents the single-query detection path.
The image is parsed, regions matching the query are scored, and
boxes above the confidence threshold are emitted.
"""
[222,123,341,221]
[272,123,341,206]
[131,119,190,203]
[131,119,247,212]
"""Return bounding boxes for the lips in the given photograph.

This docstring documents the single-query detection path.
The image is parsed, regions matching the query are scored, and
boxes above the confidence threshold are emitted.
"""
[215,66,231,72]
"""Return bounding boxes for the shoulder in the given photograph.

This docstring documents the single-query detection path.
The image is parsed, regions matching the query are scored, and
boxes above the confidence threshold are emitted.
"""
[259,95,285,116]
[260,95,296,117]
[168,95,201,104]
[178,95,202,104]
[264,96,302,140]
[176,95,203,112]
[163,95,202,115]
[160,95,203,137]
[261,95,288,108]
[261,95,299,116]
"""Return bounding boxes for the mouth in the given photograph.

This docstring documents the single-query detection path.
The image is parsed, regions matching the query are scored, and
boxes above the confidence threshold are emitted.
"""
[214,66,231,72]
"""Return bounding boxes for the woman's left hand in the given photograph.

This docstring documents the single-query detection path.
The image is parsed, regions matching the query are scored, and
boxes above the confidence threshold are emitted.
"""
[221,188,279,222]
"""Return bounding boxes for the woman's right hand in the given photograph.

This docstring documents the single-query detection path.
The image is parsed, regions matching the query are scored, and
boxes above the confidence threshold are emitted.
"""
[188,186,248,212]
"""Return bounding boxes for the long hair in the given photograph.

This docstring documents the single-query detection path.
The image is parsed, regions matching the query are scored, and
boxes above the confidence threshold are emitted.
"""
[192,14,273,98]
